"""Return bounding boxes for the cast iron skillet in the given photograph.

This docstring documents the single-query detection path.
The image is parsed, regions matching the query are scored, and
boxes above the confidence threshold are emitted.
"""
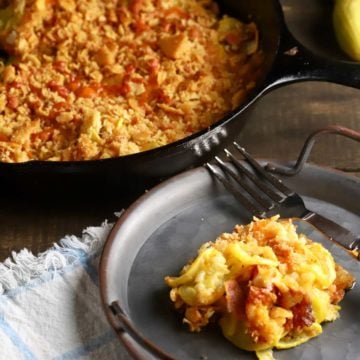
[1,0,359,193]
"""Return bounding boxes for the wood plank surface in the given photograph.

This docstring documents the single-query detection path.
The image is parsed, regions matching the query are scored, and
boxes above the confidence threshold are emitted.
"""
[0,0,359,262]
[239,82,360,175]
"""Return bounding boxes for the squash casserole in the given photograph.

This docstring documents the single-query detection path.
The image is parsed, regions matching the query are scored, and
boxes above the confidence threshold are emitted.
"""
[165,216,355,360]
[0,0,262,162]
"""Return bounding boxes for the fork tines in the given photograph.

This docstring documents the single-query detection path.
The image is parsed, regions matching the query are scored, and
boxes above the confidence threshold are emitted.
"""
[205,142,294,218]
[206,161,268,218]
[233,142,294,197]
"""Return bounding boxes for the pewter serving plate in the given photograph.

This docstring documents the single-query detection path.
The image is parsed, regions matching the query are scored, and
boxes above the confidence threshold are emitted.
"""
[100,162,360,360]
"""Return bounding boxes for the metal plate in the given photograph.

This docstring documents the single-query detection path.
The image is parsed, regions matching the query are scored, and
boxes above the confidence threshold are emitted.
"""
[100,163,360,360]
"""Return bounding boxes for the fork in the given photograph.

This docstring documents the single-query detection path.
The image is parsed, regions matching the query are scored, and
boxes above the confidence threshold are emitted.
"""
[205,142,360,260]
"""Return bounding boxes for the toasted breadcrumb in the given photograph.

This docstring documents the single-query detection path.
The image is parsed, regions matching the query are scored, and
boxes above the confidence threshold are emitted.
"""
[0,0,262,162]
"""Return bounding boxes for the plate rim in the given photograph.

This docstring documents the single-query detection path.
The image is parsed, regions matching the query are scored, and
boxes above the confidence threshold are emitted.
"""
[99,161,360,358]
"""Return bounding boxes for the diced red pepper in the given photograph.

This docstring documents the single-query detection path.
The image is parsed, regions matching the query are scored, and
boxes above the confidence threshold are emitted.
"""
[75,86,97,98]
[125,64,136,74]
[6,81,22,90]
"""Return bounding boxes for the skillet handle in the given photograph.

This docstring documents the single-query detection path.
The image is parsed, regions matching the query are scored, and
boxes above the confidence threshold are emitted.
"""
[263,27,360,91]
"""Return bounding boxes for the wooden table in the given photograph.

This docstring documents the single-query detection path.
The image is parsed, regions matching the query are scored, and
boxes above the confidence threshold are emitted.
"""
[0,0,359,261]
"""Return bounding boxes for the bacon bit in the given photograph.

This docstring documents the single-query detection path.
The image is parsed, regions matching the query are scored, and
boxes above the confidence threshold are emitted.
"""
[0,133,9,142]
[47,80,58,91]
[224,280,244,317]
[89,82,102,92]
[153,88,171,104]
[105,80,131,97]
[119,81,131,96]
[129,0,143,17]
[6,81,23,90]
[147,72,158,87]
[67,78,82,92]
[249,265,259,280]
[291,298,315,330]
[57,86,70,98]
[131,117,138,125]
[29,85,42,97]
[117,6,129,23]
[52,61,67,72]
[132,19,149,34]
[47,80,70,98]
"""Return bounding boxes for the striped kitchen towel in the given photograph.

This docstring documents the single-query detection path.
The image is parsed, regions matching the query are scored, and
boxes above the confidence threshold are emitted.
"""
[0,221,131,360]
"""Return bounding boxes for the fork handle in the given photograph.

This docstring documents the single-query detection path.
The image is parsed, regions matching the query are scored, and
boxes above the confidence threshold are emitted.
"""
[303,212,360,258]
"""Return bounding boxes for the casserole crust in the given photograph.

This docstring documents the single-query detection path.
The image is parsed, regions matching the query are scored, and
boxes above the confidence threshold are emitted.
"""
[0,0,262,162]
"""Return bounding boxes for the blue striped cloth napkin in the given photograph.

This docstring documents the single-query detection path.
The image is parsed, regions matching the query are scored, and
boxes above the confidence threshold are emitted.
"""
[0,222,130,359]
